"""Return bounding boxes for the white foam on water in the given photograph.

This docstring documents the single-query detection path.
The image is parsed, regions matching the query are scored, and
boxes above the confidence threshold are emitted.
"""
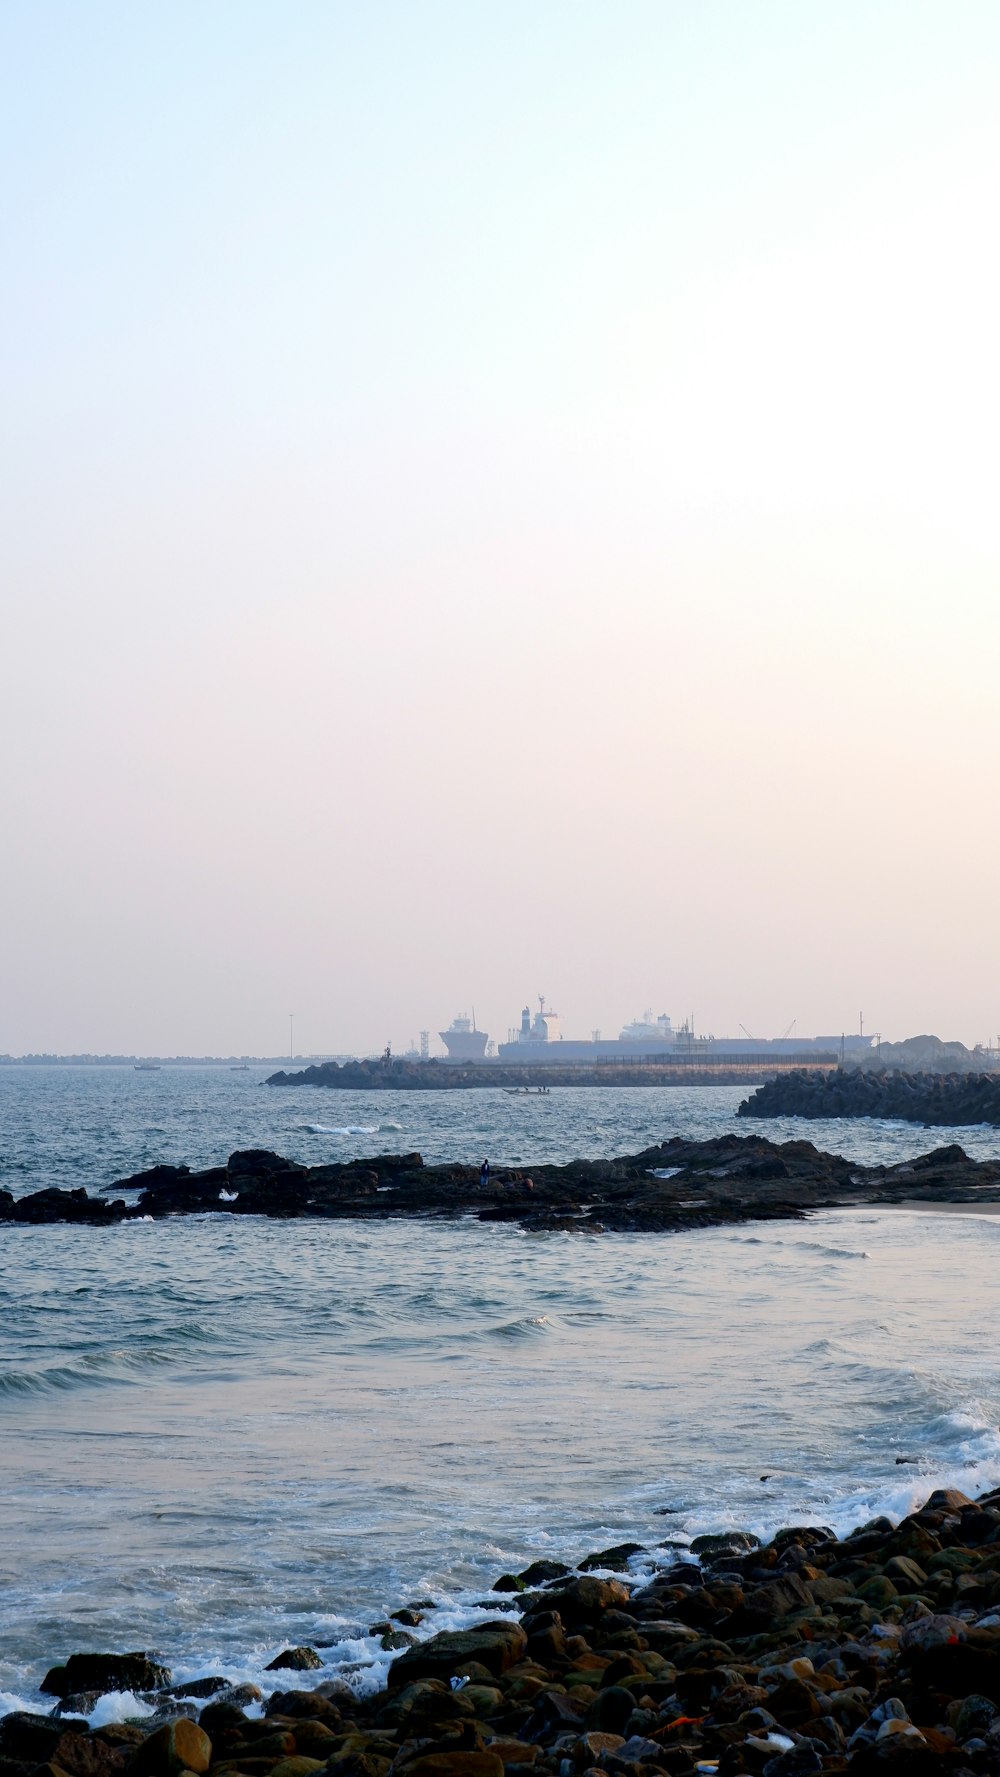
[0,1690,35,1718]
[87,1692,156,1727]
[306,1125,379,1136]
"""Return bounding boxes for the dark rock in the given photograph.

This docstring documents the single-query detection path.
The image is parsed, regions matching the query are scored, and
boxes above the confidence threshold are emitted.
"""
[579,1545,644,1574]
[761,1740,823,1777]
[265,1647,324,1672]
[516,1562,572,1588]
[538,1579,631,1630]
[584,1688,636,1736]
[740,1067,1000,1131]
[39,1655,172,1700]
[387,1623,527,1689]
[160,1677,228,1700]
[398,1756,503,1777]
[0,1718,87,1766]
[264,1690,342,1721]
[954,1693,999,1740]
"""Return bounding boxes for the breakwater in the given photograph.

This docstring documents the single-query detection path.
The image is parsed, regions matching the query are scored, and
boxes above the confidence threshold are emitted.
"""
[266,1058,837,1090]
[739,1069,1000,1128]
[8,1481,1000,1771]
[5,1133,1000,1228]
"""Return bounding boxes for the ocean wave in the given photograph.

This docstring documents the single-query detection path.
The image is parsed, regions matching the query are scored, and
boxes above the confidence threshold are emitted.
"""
[795,1241,871,1260]
[728,1233,869,1259]
[307,1124,379,1136]
[0,1329,216,1397]
[482,1314,553,1341]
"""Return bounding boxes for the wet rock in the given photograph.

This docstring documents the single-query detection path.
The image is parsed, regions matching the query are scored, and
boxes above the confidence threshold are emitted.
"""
[388,1626,528,1690]
[159,1679,229,1702]
[129,1719,211,1777]
[40,1656,172,1700]
[212,1684,264,1710]
[265,1649,324,1673]
[264,1691,341,1722]
[0,1718,88,1767]
[516,1563,573,1589]
[724,1574,812,1637]
[690,1532,760,1559]
[579,1547,644,1575]
[537,1581,631,1633]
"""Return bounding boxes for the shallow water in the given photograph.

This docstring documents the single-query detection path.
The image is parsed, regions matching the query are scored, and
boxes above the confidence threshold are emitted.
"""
[1,1067,999,1717]
[6,1064,1000,1198]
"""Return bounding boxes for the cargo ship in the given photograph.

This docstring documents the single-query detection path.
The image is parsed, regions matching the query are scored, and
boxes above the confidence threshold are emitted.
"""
[438,1014,489,1061]
[437,998,872,1068]
[493,1000,871,1067]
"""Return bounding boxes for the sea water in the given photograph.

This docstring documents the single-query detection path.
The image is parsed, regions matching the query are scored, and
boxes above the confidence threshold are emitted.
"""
[1,1066,999,1718]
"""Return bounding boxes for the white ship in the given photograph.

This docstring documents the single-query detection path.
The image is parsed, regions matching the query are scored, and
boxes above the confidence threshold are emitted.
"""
[439,1014,489,1061]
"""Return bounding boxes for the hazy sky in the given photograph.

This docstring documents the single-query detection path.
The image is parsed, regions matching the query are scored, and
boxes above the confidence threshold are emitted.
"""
[3,2,999,1056]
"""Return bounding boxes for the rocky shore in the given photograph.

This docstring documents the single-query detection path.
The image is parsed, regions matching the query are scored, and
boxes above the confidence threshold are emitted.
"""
[4,1135,1000,1229]
[8,1484,1000,1774]
[739,1073,1000,1130]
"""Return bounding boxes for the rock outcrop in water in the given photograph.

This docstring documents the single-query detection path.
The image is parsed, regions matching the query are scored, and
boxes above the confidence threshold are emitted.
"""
[739,1069,1000,1129]
[11,1481,1000,1772]
[3,1135,1000,1228]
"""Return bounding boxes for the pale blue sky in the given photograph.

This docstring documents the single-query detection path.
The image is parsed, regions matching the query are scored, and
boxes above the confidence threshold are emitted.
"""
[3,3,999,1053]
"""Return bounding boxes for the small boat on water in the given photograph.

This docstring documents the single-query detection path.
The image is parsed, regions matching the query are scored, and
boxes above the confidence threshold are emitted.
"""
[134,1062,161,1072]
[504,1085,551,1096]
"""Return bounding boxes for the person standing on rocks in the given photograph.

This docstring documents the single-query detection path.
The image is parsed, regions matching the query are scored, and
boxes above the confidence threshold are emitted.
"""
[480,1159,490,1188]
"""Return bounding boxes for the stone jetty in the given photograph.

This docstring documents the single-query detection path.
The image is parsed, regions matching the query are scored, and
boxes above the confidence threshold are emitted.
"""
[3,1135,1000,1229]
[8,1484,1000,1773]
[265,1061,831,1090]
[739,1072,1000,1130]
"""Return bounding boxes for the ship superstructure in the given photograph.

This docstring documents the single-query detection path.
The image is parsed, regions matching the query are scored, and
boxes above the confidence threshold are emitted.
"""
[439,1014,489,1061]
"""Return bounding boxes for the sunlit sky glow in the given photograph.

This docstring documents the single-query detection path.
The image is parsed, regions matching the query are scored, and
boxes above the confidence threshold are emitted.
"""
[3,2,999,1054]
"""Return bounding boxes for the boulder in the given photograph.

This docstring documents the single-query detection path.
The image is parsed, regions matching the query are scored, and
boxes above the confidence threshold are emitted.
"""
[579,1545,643,1574]
[129,1720,211,1777]
[516,1562,572,1588]
[387,1624,527,1690]
[0,1717,88,1766]
[264,1691,341,1721]
[535,1579,630,1631]
[399,1757,503,1777]
[265,1648,324,1672]
[40,1655,172,1700]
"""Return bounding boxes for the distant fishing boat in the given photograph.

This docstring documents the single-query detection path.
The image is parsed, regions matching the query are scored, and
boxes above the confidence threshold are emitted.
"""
[503,1086,551,1096]
[134,1062,161,1072]
[230,1063,250,1071]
